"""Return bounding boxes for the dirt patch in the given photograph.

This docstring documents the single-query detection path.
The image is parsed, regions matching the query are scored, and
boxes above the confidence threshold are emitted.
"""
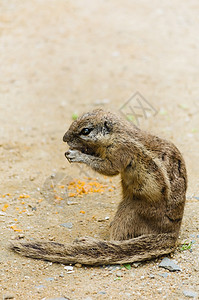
[0,0,199,299]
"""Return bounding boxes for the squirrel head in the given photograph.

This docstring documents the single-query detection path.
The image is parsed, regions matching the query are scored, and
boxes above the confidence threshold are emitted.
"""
[63,109,116,155]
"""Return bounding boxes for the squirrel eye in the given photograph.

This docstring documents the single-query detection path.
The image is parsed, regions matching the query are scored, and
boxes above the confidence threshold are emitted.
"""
[80,128,93,136]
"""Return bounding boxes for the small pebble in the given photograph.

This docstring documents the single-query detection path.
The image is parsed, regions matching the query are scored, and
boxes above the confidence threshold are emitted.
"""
[159,257,181,272]
[64,266,74,273]
[98,291,106,295]
[35,285,45,289]
[67,201,78,205]
[158,272,168,278]
[27,212,33,216]
[107,265,120,271]
[183,290,198,298]
[64,266,73,271]
[18,233,25,239]
[60,222,73,229]
[45,277,54,281]
[116,271,123,277]
[132,262,141,268]
[190,234,195,238]
[75,263,82,268]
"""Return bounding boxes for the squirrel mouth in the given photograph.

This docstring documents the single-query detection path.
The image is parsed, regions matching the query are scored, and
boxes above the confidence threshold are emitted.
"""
[70,146,95,156]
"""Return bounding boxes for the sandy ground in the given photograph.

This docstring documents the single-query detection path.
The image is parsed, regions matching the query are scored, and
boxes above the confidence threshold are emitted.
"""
[0,0,199,299]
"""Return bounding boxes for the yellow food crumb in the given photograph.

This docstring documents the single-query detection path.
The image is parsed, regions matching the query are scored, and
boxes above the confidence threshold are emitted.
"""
[2,203,9,212]
[2,193,11,197]
[54,195,63,201]
[10,225,22,232]
[80,210,85,214]
[68,193,77,197]
[67,179,106,197]
[19,194,30,199]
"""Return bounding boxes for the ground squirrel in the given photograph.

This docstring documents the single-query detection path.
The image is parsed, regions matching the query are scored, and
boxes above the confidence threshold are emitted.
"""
[11,109,187,265]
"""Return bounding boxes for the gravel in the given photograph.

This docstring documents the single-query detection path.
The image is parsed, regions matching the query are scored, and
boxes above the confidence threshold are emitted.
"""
[98,291,106,295]
[158,273,169,278]
[158,257,182,272]
[60,222,73,229]
[116,271,123,277]
[183,290,198,298]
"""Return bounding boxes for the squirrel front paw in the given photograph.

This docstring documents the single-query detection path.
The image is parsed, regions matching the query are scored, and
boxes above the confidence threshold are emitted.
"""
[65,149,84,163]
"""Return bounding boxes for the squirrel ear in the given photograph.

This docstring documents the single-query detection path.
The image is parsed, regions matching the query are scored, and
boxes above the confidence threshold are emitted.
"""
[104,120,113,132]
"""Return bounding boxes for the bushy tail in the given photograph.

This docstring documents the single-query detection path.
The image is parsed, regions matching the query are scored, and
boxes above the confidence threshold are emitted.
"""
[11,233,177,265]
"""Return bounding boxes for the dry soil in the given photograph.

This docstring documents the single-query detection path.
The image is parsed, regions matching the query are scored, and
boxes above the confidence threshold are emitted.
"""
[0,1,199,299]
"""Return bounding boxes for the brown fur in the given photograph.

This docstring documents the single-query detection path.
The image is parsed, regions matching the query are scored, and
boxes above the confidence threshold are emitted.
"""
[11,109,187,265]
